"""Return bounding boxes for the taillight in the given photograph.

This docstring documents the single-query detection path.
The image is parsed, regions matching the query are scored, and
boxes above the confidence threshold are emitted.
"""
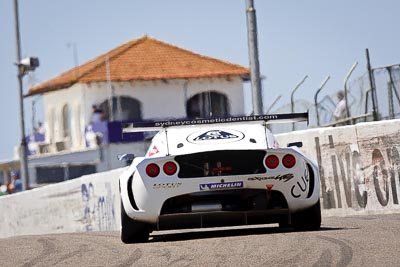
[163,161,178,175]
[282,154,296,168]
[265,155,279,169]
[146,163,160,177]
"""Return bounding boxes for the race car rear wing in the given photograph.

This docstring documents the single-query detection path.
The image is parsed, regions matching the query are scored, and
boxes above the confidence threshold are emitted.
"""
[122,111,308,133]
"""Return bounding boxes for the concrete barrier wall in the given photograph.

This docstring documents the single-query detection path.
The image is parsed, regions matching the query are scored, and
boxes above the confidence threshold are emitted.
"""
[0,168,123,238]
[276,119,400,217]
[1,119,400,238]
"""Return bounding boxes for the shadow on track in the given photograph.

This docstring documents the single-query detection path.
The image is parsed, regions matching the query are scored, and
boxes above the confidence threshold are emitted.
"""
[149,225,354,242]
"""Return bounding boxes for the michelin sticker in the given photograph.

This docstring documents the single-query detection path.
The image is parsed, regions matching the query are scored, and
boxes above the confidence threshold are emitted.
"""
[199,181,243,191]
[187,129,245,144]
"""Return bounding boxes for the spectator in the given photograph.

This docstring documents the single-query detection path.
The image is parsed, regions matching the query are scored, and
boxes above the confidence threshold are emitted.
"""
[6,177,13,194]
[35,121,45,135]
[333,90,347,123]
[33,121,46,145]
[0,183,7,196]
[11,170,22,193]
[91,105,104,123]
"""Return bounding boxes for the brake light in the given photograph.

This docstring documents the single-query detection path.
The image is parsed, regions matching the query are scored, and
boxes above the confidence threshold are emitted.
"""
[265,155,279,169]
[163,161,178,175]
[282,154,296,168]
[146,163,160,177]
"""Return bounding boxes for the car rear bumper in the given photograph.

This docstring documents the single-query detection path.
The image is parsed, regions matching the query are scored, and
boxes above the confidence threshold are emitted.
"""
[157,209,290,230]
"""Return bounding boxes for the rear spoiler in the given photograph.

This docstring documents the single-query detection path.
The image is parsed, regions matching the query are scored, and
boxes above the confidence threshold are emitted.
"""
[122,111,309,133]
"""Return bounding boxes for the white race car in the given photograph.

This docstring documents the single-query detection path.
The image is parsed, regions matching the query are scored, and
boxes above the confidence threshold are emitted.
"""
[118,112,321,243]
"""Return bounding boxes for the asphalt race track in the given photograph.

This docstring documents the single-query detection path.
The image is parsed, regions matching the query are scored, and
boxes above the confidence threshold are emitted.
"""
[1,214,400,267]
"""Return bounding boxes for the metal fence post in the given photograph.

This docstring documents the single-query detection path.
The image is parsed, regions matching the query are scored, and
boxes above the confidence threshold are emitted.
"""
[366,49,379,121]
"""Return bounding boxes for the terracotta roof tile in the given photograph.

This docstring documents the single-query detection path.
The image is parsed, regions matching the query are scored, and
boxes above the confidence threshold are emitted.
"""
[28,36,250,96]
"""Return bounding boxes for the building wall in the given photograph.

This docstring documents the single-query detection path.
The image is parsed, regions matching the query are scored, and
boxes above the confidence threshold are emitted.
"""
[42,77,245,152]
[85,77,245,119]
[28,77,244,185]
[43,84,84,150]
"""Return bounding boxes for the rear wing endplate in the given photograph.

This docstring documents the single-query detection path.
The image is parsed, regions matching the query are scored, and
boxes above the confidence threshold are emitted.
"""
[122,111,308,133]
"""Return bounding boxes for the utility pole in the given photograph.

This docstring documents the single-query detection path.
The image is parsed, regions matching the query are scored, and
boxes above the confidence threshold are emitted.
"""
[13,0,29,191]
[245,0,263,115]
[13,0,39,190]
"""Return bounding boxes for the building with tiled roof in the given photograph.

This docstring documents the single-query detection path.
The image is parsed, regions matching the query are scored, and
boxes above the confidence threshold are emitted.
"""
[25,36,250,185]
[28,36,249,96]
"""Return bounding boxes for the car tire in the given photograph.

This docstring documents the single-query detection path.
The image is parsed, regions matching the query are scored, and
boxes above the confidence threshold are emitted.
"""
[120,201,150,243]
[291,200,321,231]
[278,221,291,229]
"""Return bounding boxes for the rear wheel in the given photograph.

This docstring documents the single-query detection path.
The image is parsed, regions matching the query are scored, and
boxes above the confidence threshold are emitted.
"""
[120,201,150,243]
[291,200,321,231]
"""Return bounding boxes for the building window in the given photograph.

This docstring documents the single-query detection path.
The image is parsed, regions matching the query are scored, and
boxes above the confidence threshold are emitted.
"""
[48,108,55,143]
[36,164,97,183]
[99,96,142,121]
[62,104,70,138]
[75,104,82,146]
[186,91,229,119]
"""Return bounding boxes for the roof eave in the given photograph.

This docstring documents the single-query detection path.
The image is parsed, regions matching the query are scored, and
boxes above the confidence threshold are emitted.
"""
[26,82,76,97]
[26,71,250,97]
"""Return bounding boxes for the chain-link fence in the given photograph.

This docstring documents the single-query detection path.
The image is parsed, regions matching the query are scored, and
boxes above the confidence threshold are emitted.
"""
[334,64,400,124]
[268,63,400,134]
[372,65,400,120]
[268,99,315,133]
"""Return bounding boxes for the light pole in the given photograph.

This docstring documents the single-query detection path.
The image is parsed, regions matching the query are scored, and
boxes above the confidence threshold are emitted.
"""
[245,0,263,115]
[13,0,39,190]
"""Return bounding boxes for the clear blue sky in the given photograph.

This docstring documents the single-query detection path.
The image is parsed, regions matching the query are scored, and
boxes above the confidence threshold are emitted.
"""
[1,0,400,160]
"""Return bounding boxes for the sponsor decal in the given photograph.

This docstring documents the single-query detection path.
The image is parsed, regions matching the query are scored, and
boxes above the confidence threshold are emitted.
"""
[194,130,239,141]
[148,145,159,156]
[150,114,303,127]
[187,129,245,144]
[154,115,280,127]
[248,173,294,182]
[290,169,310,198]
[199,181,243,191]
[122,113,308,132]
[153,183,182,189]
